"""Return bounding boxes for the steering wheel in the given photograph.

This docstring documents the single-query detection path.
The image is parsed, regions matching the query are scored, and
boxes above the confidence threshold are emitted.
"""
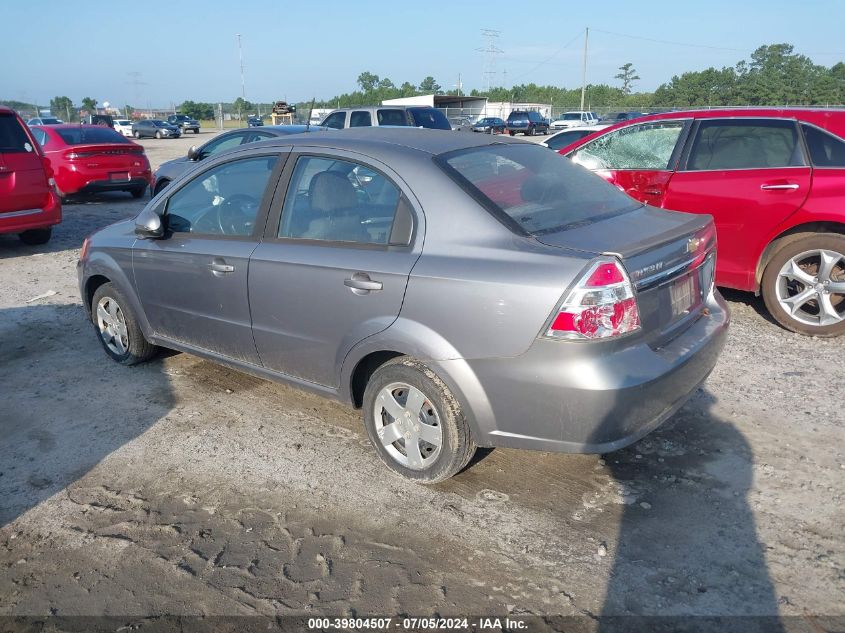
[215,194,259,235]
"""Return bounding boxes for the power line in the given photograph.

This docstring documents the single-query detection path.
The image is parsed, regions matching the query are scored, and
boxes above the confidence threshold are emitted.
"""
[510,29,585,82]
[590,28,748,52]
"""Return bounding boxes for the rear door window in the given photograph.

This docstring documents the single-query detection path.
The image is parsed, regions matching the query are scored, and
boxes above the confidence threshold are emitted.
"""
[350,111,372,127]
[685,119,805,170]
[408,108,451,130]
[279,155,401,244]
[438,143,640,235]
[570,121,686,171]
[801,124,845,167]
[0,114,34,153]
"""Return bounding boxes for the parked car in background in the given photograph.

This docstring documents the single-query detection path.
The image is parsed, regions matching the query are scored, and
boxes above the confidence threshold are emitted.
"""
[472,117,506,134]
[550,111,599,130]
[506,111,549,136]
[79,128,728,482]
[83,114,115,128]
[541,124,610,150]
[113,119,134,137]
[247,116,264,127]
[30,124,151,199]
[320,106,452,130]
[448,116,475,131]
[0,106,61,245]
[132,120,181,139]
[563,108,845,336]
[167,114,200,134]
[151,124,321,196]
[27,117,63,126]
[600,112,646,124]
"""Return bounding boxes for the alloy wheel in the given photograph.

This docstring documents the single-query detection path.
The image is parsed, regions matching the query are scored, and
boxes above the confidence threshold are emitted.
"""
[96,296,129,355]
[776,249,845,327]
[373,382,443,470]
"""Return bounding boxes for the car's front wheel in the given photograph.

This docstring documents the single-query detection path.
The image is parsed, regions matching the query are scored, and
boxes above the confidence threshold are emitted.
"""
[155,131,162,139]
[91,283,158,365]
[133,131,140,139]
[762,234,845,337]
[363,357,476,483]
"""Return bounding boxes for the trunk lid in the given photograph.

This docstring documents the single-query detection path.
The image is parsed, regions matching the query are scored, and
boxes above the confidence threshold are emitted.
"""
[535,205,717,345]
[64,144,148,170]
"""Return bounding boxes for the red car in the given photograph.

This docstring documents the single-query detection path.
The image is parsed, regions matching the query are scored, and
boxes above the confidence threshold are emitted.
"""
[561,108,845,337]
[30,124,152,200]
[0,106,61,245]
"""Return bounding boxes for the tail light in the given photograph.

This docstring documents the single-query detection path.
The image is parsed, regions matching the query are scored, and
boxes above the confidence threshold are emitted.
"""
[65,151,95,160]
[543,258,641,340]
[40,156,54,179]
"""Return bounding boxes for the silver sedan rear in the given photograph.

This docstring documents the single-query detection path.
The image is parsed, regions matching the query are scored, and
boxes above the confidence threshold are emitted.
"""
[78,128,729,482]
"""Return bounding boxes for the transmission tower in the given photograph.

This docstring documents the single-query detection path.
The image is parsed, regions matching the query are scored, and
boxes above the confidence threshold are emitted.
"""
[477,29,503,94]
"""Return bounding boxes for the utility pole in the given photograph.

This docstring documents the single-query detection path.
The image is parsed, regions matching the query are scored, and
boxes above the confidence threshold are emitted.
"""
[456,73,462,97]
[236,33,246,126]
[580,28,589,111]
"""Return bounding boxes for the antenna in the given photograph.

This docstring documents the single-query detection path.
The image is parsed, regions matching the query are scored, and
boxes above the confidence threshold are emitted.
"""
[476,29,503,94]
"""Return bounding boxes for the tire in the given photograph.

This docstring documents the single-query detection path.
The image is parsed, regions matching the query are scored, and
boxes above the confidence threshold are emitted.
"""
[508,131,515,136]
[91,282,158,365]
[761,233,845,337]
[133,131,140,139]
[155,131,162,139]
[194,129,200,134]
[153,179,170,197]
[362,357,476,483]
[129,187,146,199]
[19,228,52,245]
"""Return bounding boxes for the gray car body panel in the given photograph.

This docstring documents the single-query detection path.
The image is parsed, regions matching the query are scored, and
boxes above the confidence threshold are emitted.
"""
[79,128,729,454]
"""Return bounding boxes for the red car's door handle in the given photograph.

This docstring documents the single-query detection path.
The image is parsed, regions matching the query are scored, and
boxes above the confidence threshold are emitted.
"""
[643,188,664,196]
[760,183,800,191]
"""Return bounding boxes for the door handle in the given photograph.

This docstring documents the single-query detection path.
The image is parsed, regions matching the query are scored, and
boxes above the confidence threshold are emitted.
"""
[344,273,383,293]
[209,261,235,274]
[760,183,799,191]
[643,188,664,196]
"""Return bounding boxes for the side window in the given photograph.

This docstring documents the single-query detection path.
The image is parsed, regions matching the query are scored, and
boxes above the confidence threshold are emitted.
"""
[0,115,34,152]
[686,119,804,170]
[198,132,249,159]
[377,109,408,126]
[350,111,372,127]
[279,155,401,244]
[571,121,685,171]
[31,128,48,146]
[322,112,346,129]
[166,155,278,236]
[248,132,275,143]
[801,124,845,168]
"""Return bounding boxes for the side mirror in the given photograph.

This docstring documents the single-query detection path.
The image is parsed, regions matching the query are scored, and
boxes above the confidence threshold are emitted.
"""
[135,207,164,239]
[187,145,199,161]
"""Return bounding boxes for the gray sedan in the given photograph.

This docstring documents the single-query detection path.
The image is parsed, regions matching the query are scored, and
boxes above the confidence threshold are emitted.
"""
[78,129,729,482]
[151,125,322,196]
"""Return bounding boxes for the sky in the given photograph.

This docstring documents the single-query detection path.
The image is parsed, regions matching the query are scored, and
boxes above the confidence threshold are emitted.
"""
[1,0,844,109]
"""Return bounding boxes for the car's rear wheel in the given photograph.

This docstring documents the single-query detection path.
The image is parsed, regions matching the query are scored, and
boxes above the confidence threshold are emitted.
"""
[91,283,158,365]
[526,127,535,136]
[363,357,476,483]
[509,131,515,136]
[19,228,52,245]
[194,129,200,134]
[133,131,140,139]
[129,186,146,199]
[762,234,845,337]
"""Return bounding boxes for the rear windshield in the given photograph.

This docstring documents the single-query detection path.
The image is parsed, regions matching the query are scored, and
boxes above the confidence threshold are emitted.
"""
[436,144,640,235]
[563,113,582,120]
[408,107,451,130]
[0,114,33,153]
[508,112,527,121]
[56,127,130,145]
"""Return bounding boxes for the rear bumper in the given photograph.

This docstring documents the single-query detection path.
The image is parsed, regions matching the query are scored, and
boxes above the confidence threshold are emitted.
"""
[0,192,62,235]
[431,289,730,454]
[56,165,151,195]
[77,177,150,194]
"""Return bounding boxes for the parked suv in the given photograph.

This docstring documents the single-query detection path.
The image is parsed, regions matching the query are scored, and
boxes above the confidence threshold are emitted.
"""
[320,106,451,130]
[506,111,549,136]
[550,111,599,130]
[0,106,62,245]
[167,114,200,134]
[563,108,845,336]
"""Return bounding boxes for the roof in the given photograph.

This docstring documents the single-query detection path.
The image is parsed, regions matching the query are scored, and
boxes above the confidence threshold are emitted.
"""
[604,108,845,137]
[255,127,525,156]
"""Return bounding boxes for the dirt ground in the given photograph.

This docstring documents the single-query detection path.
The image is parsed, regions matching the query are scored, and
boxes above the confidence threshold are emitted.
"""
[0,131,843,630]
